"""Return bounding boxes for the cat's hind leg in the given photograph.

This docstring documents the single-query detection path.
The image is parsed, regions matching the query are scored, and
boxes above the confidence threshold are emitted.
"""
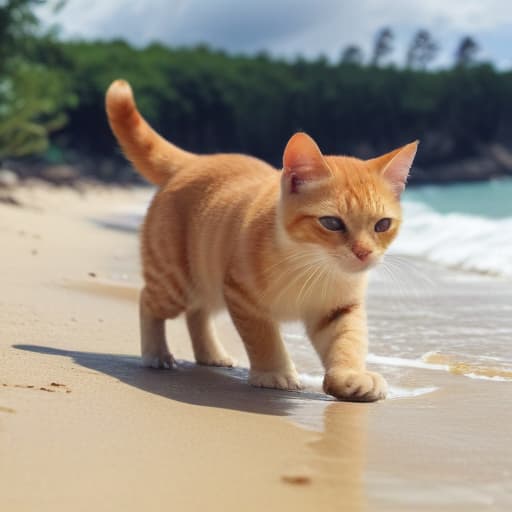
[140,286,181,369]
[186,308,235,367]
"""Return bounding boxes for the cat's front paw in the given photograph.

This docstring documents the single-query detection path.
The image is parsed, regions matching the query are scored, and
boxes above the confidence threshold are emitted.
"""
[323,368,387,402]
[249,369,302,391]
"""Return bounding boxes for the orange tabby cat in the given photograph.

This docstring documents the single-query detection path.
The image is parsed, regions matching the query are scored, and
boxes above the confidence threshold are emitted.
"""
[106,79,418,402]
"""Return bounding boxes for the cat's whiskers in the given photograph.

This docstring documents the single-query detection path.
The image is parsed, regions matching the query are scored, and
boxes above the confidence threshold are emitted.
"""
[262,248,327,289]
[384,255,436,287]
[261,249,323,277]
[258,250,321,303]
[374,258,429,308]
[378,254,436,299]
[320,262,335,306]
[376,260,409,297]
[375,261,398,288]
[262,258,323,306]
[296,255,332,307]
[307,262,329,308]
[263,250,330,309]
[296,264,322,307]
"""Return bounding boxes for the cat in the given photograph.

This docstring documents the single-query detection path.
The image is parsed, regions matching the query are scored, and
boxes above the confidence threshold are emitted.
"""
[106,79,418,402]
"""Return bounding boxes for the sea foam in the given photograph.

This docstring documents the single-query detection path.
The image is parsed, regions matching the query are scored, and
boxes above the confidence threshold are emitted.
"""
[392,200,512,277]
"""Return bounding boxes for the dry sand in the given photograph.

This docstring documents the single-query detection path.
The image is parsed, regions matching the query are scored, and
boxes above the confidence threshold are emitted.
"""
[1,184,511,511]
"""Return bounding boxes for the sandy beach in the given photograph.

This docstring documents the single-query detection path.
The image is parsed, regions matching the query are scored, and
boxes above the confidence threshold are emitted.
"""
[1,183,511,511]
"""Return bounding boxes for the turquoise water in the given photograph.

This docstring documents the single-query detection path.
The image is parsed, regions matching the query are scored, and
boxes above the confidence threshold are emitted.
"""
[396,178,512,277]
[404,178,512,219]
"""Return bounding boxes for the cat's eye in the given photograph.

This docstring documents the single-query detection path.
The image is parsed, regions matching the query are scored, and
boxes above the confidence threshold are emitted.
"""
[375,218,392,233]
[319,216,346,232]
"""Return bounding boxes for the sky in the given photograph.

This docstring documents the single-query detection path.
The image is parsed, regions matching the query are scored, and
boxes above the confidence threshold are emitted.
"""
[37,0,512,68]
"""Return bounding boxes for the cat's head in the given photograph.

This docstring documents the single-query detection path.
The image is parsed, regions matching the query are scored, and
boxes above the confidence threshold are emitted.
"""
[279,132,418,274]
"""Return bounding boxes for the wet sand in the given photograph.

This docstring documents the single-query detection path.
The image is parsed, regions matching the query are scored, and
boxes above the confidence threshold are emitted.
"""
[1,184,511,511]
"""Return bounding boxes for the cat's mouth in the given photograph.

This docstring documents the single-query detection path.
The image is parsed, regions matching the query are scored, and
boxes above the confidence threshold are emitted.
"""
[333,253,381,274]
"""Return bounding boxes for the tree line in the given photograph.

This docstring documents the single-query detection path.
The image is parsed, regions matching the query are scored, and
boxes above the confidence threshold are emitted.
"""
[2,0,512,183]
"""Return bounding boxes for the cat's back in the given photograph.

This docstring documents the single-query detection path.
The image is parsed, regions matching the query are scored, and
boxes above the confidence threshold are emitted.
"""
[172,152,277,193]
[152,151,278,215]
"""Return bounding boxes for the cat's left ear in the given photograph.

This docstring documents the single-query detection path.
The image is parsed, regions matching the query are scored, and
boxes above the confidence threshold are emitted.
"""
[369,141,419,198]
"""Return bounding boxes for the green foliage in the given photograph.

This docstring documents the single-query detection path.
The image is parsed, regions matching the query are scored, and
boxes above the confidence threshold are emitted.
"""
[371,28,394,67]
[0,0,75,159]
[406,30,439,70]
[455,36,480,68]
[50,40,512,174]
[340,46,364,66]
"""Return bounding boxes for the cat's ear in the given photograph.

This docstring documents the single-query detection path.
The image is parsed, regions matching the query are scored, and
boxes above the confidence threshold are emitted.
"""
[282,132,331,194]
[369,141,419,198]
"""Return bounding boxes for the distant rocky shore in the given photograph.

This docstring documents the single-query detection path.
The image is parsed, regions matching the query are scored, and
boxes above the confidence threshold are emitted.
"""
[411,143,512,183]
[2,142,512,189]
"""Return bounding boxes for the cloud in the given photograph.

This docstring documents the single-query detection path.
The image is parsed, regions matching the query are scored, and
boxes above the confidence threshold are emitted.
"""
[36,0,512,67]
[168,0,343,52]
[38,0,345,51]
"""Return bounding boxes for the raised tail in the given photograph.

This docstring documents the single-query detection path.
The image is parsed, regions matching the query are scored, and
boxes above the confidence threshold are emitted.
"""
[105,80,195,186]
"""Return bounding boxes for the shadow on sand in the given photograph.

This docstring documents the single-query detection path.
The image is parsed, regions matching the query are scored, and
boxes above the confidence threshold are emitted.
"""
[14,344,333,419]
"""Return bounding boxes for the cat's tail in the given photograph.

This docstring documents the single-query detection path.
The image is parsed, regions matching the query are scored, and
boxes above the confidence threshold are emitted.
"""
[105,80,195,186]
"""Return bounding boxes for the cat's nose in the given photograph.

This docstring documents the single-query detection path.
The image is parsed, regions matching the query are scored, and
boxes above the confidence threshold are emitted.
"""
[352,243,372,261]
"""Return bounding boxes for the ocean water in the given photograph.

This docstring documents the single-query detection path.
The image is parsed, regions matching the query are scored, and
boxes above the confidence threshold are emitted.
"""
[395,178,512,277]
